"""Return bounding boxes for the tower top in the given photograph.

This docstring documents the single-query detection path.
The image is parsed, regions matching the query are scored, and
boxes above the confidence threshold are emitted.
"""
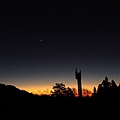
[75,68,81,79]
[75,68,81,73]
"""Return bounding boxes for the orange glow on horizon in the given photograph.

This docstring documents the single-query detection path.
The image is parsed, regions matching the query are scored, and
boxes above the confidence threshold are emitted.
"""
[2,78,98,96]
[17,85,93,97]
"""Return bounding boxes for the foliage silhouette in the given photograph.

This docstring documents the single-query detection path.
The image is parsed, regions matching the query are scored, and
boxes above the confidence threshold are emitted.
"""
[0,78,120,119]
[82,88,92,97]
[51,83,75,97]
[92,76,120,99]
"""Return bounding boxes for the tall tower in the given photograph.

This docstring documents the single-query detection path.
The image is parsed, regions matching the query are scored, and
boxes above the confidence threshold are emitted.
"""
[75,68,82,97]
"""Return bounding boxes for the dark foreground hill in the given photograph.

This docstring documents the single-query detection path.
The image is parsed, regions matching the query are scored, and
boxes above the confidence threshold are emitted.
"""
[0,83,120,120]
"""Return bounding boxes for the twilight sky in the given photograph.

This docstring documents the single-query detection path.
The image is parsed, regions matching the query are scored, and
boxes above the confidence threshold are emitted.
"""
[0,1,120,93]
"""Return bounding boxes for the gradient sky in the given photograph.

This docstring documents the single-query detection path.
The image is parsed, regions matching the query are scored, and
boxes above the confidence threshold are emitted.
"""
[0,2,120,93]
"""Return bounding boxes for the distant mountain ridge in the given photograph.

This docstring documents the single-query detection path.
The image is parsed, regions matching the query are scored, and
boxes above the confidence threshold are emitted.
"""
[0,83,34,99]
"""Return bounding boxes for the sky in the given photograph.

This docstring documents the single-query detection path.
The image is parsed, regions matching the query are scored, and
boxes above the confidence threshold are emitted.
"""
[0,1,120,93]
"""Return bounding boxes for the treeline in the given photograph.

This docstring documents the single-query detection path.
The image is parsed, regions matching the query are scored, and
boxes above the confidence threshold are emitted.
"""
[0,77,120,119]
[92,76,120,100]
[0,76,120,99]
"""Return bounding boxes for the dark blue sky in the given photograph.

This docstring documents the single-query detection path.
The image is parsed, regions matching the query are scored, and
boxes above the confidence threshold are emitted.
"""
[0,1,120,93]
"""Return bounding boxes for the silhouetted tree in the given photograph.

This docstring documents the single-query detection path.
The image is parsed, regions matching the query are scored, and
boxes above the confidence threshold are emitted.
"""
[97,84,102,93]
[97,76,111,93]
[51,83,75,97]
[71,87,78,96]
[94,76,120,99]
[93,87,96,94]
[111,80,117,88]
[82,88,92,97]
[101,76,111,88]
[92,87,97,96]
[66,87,75,97]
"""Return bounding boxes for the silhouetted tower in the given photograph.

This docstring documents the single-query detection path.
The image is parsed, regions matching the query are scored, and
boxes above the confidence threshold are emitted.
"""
[75,68,82,97]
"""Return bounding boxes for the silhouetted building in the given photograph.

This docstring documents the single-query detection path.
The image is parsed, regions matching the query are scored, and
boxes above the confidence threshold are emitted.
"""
[75,68,82,98]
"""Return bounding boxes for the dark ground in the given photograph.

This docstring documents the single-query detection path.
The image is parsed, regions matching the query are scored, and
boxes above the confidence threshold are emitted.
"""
[0,95,120,120]
[0,83,120,120]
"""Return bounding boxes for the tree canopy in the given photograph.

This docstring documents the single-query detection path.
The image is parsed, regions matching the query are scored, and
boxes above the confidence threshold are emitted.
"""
[51,83,75,97]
